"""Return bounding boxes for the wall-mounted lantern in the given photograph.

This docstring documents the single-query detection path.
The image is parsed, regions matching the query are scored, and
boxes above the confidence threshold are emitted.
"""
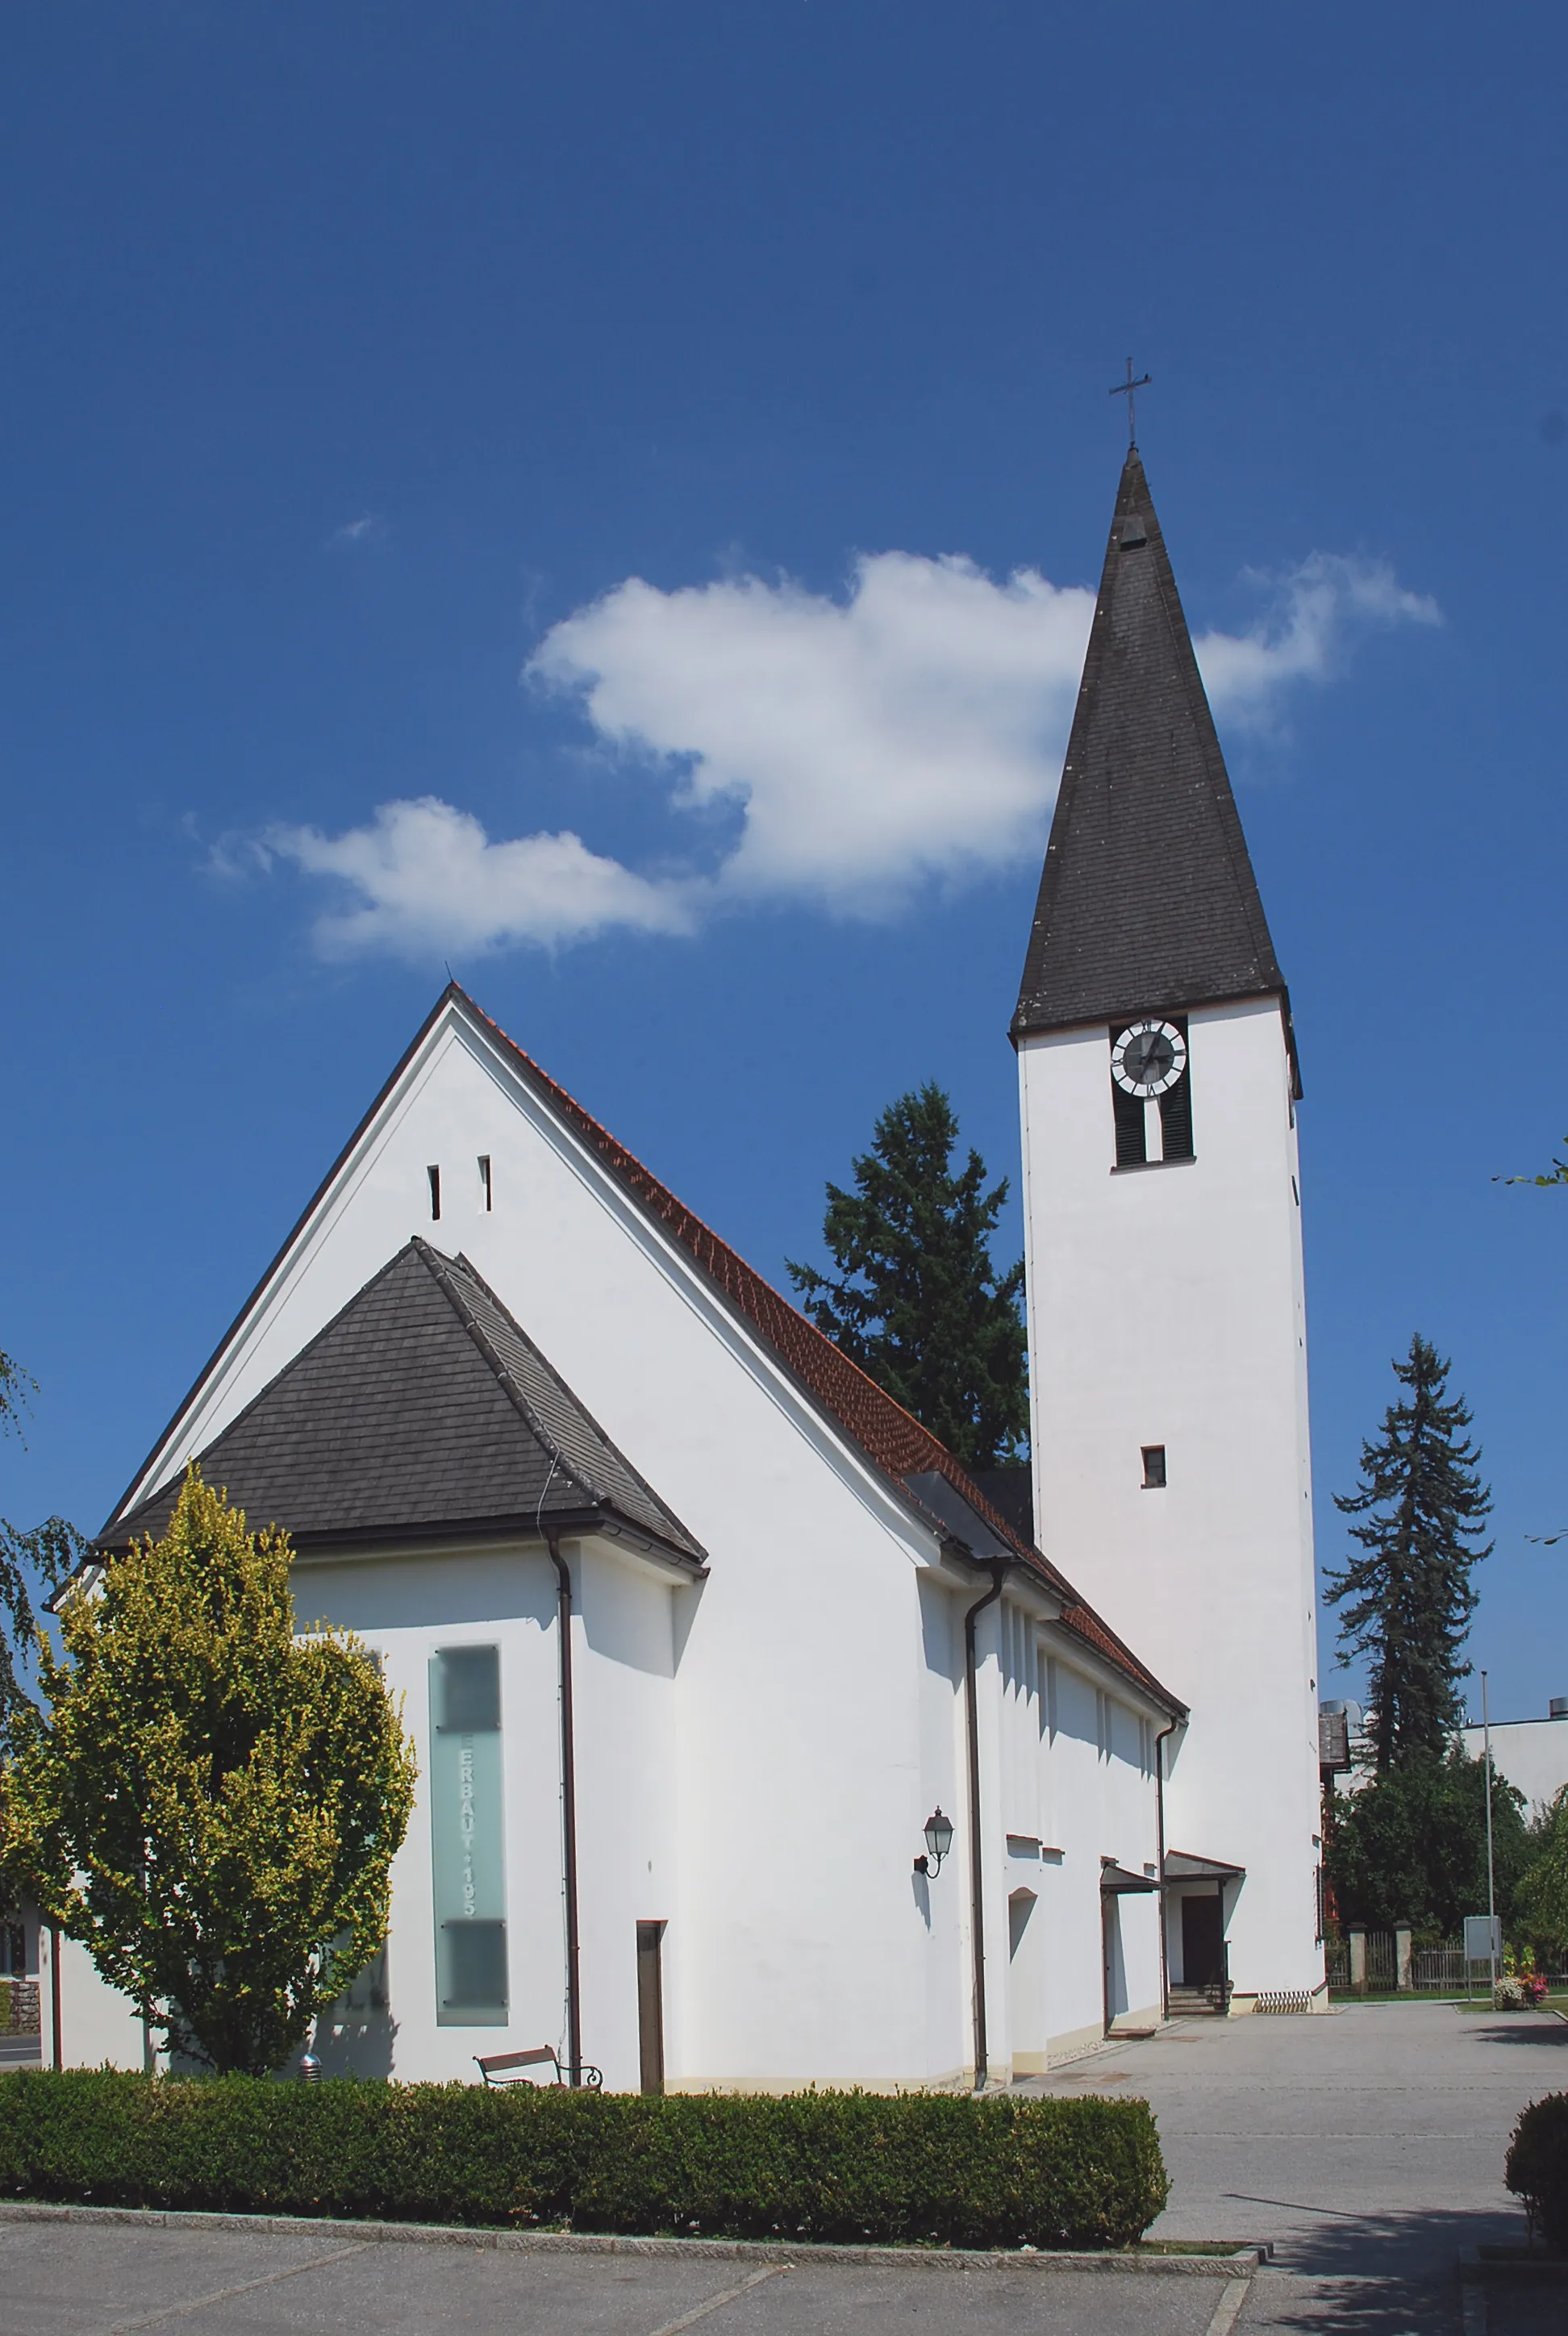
[914,1807,953,1878]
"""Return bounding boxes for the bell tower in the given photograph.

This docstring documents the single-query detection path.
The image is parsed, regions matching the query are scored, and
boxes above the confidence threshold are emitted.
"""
[1013,449,1324,2006]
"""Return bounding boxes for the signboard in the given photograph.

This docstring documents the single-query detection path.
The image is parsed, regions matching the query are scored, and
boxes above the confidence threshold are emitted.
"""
[429,1646,509,2026]
[1463,1915,1502,1964]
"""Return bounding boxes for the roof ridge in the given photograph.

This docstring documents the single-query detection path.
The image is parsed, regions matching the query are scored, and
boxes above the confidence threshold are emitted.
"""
[409,1237,601,1512]
[102,1242,423,1537]
[454,992,1181,1711]
[438,1242,706,1554]
[461,994,955,1454]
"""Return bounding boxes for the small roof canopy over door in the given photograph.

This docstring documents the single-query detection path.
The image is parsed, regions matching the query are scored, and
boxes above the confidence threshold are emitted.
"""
[1163,1851,1246,1884]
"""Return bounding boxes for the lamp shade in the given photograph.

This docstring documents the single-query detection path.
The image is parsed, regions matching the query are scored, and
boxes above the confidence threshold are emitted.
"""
[924,1807,953,1864]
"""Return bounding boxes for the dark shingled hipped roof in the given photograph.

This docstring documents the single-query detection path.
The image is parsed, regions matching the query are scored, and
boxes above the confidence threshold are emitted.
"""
[1012,448,1291,1065]
[100,1239,705,1566]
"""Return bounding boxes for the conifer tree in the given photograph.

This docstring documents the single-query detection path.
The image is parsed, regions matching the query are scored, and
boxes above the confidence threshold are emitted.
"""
[1326,1334,1491,1771]
[786,1083,1028,1470]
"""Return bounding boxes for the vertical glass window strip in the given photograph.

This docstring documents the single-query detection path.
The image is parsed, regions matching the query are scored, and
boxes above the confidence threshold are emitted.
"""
[428,1646,508,2025]
[478,1155,492,1212]
[427,1166,441,1221]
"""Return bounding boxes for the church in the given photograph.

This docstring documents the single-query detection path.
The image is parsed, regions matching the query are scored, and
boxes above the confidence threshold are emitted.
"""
[39,445,1328,2088]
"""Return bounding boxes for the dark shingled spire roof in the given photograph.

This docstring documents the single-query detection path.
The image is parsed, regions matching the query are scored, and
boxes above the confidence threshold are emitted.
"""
[98,1238,705,1566]
[1012,448,1291,1053]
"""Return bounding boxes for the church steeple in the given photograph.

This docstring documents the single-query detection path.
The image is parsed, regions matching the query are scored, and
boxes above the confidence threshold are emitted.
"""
[1011,450,1287,1048]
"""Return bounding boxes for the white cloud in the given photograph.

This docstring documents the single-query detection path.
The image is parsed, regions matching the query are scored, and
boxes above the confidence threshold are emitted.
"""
[260,799,693,957]
[529,557,1099,905]
[259,542,1441,960]
[327,513,386,549]
[1195,553,1441,720]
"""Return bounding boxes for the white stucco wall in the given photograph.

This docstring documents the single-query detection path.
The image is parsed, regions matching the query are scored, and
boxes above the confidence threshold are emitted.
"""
[1459,1718,1568,1821]
[77,1002,1171,2088]
[1019,995,1324,1999]
[49,1929,145,2071]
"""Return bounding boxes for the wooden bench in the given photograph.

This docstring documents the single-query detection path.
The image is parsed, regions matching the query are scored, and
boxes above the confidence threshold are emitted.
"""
[474,2046,603,2090]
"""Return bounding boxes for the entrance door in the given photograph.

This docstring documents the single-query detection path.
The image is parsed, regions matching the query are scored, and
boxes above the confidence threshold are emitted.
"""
[1181,1893,1224,1990]
[1100,1895,1127,2035]
[636,1921,665,2096]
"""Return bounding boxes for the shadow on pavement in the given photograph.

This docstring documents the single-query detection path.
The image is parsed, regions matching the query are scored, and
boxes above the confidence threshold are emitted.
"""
[1460,2023,1568,2050]
[1236,2204,1524,2335]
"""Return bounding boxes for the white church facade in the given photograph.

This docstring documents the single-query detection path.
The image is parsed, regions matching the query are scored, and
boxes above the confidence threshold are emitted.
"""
[35,447,1328,2088]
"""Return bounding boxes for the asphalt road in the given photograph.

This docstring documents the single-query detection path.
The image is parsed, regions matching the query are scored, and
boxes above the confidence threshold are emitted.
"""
[3,2004,1563,2335]
[0,2221,1248,2336]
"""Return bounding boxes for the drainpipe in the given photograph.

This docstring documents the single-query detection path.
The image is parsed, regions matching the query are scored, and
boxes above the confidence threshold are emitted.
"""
[1153,1719,1179,2020]
[545,1532,583,2087]
[963,1559,1007,2090]
[49,1922,62,2071]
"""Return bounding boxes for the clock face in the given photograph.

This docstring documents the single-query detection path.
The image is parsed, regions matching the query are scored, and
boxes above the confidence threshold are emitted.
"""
[1111,1019,1186,1098]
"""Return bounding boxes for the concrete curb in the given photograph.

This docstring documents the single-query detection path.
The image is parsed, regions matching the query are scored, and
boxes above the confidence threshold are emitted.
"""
[0,2200,1263,2276]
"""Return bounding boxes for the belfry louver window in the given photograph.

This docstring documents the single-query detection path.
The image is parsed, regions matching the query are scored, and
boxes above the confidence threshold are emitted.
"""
[1110,1017,1193,1166]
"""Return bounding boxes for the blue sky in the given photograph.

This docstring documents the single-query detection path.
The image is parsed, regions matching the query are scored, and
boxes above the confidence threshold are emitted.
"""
[2,4,1565,1722]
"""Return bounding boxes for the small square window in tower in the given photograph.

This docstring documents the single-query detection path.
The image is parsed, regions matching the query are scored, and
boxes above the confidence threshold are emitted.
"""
[1109,1017,1193,1166]
[1141,1444,1167,1489]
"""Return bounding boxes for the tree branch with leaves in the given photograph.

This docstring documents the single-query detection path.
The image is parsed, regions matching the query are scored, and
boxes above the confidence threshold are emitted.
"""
[2,1470,417,2075]
[0,1346,84,1760]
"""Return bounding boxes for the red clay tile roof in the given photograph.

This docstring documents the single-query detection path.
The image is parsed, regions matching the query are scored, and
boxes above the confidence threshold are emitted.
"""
[461,990,1182,1715]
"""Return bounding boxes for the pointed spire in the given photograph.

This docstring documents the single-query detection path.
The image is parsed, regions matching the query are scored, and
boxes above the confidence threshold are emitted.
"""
[1011,450,1287,1044]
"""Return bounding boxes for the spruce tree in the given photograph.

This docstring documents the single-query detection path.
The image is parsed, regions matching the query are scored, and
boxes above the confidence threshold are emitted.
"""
[1326,1334,1491,1771]
[786,1083,1028,1470]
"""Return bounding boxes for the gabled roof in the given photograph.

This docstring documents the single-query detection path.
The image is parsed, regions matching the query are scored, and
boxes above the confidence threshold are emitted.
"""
[102,986,1182,1715]
[452,992,1182,1714]
[1012,448,1293,1074]
[99,1238,705,1566]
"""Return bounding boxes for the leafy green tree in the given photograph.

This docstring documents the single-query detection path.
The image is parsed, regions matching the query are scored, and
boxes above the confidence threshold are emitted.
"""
[1498,1141,1567,1188]
[787,1083,1028,1470]
[1517,1789,1568,1955]
[0,1347,84,1755]
[2,1470,417,2076]
[1326,1748,1528,1935]
[1326,1336,1491,1771]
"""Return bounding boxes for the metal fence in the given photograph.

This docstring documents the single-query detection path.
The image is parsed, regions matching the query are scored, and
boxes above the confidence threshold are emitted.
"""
[1326,1935,1568,1994]
[1412,1946,1467,1990]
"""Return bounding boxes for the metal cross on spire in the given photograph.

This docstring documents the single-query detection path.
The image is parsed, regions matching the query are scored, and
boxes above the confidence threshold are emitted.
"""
[1109,358,1151,448]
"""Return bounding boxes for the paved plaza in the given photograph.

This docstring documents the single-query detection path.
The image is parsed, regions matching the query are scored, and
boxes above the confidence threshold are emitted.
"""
[1028,1998,1567,2330]
[2,2003,1563,2334]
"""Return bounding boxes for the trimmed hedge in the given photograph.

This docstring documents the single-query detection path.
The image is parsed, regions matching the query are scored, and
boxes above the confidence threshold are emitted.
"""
[0,2070,1168,2251]
[1506,2091,1568,2251]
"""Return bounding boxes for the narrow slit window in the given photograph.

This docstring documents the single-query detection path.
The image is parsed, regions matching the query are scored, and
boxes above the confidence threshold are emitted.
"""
[427,1165,441,1221]
[478,1154,492,1212]
[1141,1444,1167,1490]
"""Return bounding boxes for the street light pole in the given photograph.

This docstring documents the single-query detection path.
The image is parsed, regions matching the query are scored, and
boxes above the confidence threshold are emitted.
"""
[1482,1668,1498,1998]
